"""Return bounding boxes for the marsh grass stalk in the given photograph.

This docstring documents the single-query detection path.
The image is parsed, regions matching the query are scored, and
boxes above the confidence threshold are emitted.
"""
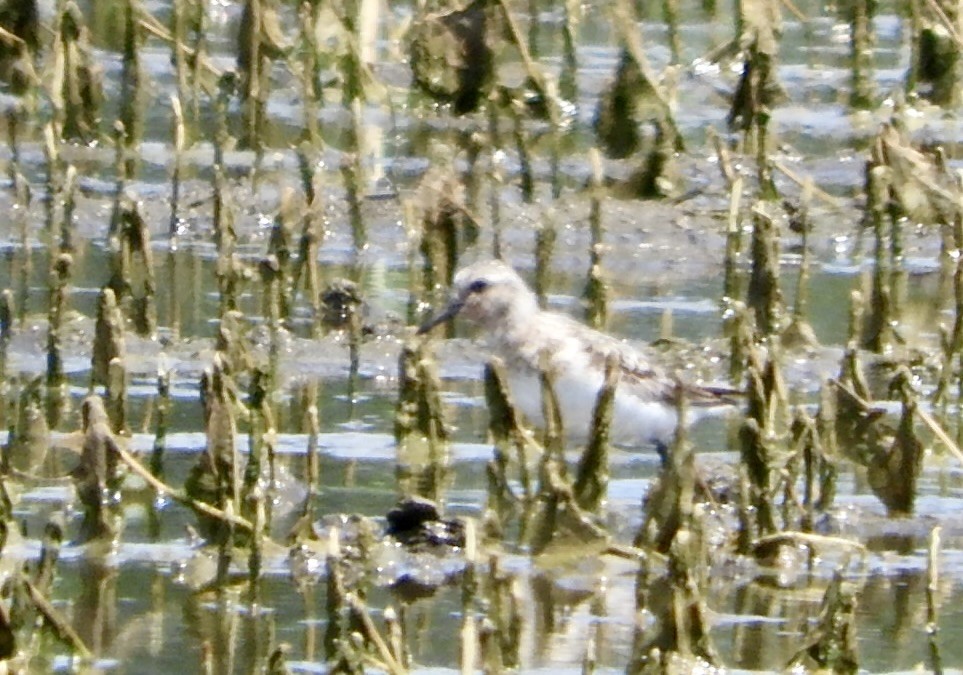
[584,148,608,329]
[215,507,234,587]
[6,106,22,181]
[560,0,579,104]
[814,381,839,511]
[106,357,128,435]
[785,572,858,671]
[344,280,364,394]
[487,554,522,667]
[8,156,31,326]
[582,630,598,675]
[22,575,92,660]
[958,350,963,448]
[237,0,271,155]
[246,484,266,596]
[847,0,877,109]
[115,431,256,536]
[214,231,245,320]
[664,0,681,64]
[631,388,720,668]
[794,409,822,530]
[169,95,185,240]
[150,368,171,478]
[867,370,924,516]
[297,3,322,146]
[499,0,564,197]
[834,356,877,466]
[934,211,963,407]
[573,355,617,513]
[383,607,407,670]
[34,517,64,598]
[636,383,692,551]
[165,247,181,340]
[846,288,867,355]
[92,287,125,388]
[911,0,963,106]
[538,368,564,457]
[403,201,421,328]
[753,86,778,201]
[461,130,483,215]
[528,473,559,554]
[111,200,157,336]
[747,204,784,336]
[9,377,48,475]
[212,77,236,250]
[508,101,534,203]
[478,619,503,672]
[55,1,102,143]
[606,0,684,155]
[120,0,143,179]
[347,593,407,675]
[863,139,898,352]
[243,370,268,497]
[782,188,820,349]
[186,358,242,545]
[787,409,815,529]
[341,147,367,255]
[928,526,944,674]
[487,105,503,258]
[185,0,208,119]
[251,370,280,531]
[484,358,533,504]
[394,340,451,501]
[45,253,72,426]
[734,464,753,553]
[293,148,324,331]
[294,583,319,663]
[0,289,11,381]
[42,124,63,245]
[905,0,923,93]
[726,300,754,385]
[300,380,321,500]
[170,0,189,107]
[534,218,556,310]
[460,518,478,675]
[418,171,466,301]
[75,395,123,543]
[339,0,368,255]
[528,455,605,554]
[108,121,126,240]
[61,165,77,254]
[323,528,348,660]
[259,255,283,330]
[739,348,787,538]
[267,644,291,674]
[527,0,540,58]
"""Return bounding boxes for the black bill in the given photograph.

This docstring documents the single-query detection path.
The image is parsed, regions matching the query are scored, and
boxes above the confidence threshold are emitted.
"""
[417,299,463,334]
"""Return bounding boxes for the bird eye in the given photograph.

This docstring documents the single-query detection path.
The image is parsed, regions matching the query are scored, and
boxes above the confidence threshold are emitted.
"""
[467,279,489,294]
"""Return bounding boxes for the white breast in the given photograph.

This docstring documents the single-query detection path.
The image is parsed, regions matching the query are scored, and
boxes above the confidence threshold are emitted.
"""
[500,355,680,448]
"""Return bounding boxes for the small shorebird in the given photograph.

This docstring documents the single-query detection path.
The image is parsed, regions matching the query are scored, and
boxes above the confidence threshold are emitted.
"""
[418,259,736,452]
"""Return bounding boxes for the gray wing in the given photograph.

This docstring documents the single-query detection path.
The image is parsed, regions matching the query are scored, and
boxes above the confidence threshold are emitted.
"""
[557,314,737,407]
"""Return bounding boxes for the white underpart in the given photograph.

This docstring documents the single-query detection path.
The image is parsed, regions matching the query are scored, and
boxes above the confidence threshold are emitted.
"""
[502,349,681,448]
[492,321,683,447]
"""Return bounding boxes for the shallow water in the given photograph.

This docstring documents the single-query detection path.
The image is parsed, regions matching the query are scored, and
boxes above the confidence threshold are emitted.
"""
[2,0,963,671]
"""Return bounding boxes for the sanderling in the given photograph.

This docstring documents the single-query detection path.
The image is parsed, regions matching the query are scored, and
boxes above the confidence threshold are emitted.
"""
[418,259,736,451]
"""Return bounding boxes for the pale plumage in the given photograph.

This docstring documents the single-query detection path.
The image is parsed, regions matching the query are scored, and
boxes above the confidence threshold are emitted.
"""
[418,259,735,448]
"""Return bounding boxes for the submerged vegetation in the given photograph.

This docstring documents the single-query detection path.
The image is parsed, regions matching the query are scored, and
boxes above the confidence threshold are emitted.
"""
[0,0,963,671]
